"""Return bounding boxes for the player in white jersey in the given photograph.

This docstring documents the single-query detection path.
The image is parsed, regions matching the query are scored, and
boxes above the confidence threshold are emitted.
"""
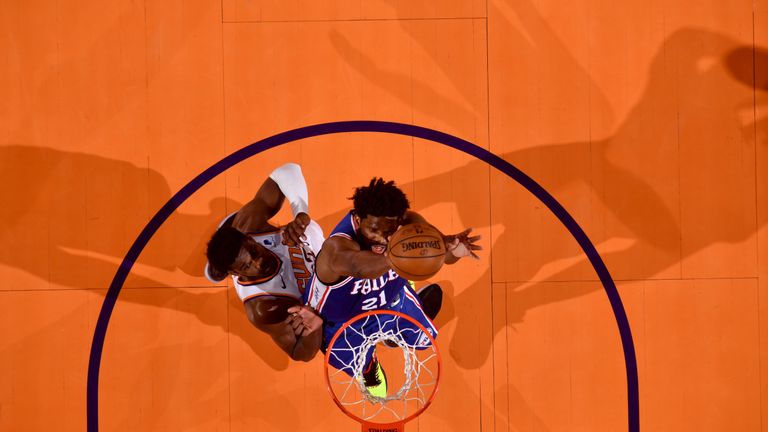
[229,223,323,303]
[205,163,324,362]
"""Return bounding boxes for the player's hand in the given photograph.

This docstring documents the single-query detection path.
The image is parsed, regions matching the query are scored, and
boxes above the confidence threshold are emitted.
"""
[282,212,311,246]
[286,304,323,337]
[444,228,482,260]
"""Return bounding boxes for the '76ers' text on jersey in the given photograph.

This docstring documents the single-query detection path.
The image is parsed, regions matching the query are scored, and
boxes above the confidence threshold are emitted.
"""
[233,220,324,303]
[304,212,411,325]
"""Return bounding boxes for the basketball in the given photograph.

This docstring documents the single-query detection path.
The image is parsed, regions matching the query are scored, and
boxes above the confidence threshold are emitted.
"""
[387,223,445,281]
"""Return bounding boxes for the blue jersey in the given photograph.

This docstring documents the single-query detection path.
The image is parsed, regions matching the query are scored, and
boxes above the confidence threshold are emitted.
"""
[305,211,412,326]
[306,211,439,371]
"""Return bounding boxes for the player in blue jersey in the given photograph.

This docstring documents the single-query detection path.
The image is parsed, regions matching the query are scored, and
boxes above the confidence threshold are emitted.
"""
[304,177,481,397]
[205,163,325,362]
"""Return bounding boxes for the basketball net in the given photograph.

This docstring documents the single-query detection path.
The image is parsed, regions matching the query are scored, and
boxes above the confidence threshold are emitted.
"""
[324,311,441,432]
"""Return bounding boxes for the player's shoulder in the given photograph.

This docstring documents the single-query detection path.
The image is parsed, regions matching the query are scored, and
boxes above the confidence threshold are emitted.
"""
[243,228,284,256]
[323,235,360,252]
[329,211,357,237]
[316,236,359,274]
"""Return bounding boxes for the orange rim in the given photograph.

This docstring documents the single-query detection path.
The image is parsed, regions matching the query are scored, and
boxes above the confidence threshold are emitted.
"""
[323,309,442,429]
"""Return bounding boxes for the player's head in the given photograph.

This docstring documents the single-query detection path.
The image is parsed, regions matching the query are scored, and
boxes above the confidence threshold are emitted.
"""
[351,177,410,253]
[206,226,280,279]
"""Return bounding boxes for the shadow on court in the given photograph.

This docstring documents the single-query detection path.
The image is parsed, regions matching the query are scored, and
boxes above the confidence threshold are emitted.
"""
[327,0,768,372]
[0,146,302,371]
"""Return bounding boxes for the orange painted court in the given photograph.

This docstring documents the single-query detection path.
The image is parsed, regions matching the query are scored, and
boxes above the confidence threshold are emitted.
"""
[1,0,767,431]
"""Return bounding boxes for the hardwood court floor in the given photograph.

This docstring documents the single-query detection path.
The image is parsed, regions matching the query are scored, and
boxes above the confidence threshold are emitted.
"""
[1,0,766,431]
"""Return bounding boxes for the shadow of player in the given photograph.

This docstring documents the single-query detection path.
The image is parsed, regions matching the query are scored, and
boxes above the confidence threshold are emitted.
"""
[327,11,768,369]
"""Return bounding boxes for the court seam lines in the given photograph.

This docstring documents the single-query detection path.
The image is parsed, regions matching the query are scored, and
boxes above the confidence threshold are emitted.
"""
[217,6,235,431]
[222,17,488,25]
[0,285,230,293]
[483,5,500,430]
[487,276,761,283]
[750,12,763,432]
[4,275,760,293]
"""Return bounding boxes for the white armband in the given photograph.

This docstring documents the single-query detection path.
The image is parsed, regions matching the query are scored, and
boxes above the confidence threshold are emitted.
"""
[269,163,309,217]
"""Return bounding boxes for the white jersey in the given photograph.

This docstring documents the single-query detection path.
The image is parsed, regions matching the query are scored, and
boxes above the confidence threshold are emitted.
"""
[233,220,324,302]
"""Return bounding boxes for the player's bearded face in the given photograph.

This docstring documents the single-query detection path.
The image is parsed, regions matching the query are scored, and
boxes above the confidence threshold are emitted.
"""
[357,215,402,254]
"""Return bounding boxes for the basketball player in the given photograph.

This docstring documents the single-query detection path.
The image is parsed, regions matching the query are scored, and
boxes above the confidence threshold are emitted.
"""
[205,163,325,362]
[304,177,481,396]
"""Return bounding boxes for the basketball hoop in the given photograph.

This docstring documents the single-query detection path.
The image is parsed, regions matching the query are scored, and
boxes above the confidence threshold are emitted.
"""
[324,310,441,432]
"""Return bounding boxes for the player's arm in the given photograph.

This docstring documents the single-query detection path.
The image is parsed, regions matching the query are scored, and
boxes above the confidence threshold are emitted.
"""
[284,304,324,361]
[401,210,482,264]
[257,320,321,362]
[245,297,321,362]
[316,236,391,281]
[235,163,311,244]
